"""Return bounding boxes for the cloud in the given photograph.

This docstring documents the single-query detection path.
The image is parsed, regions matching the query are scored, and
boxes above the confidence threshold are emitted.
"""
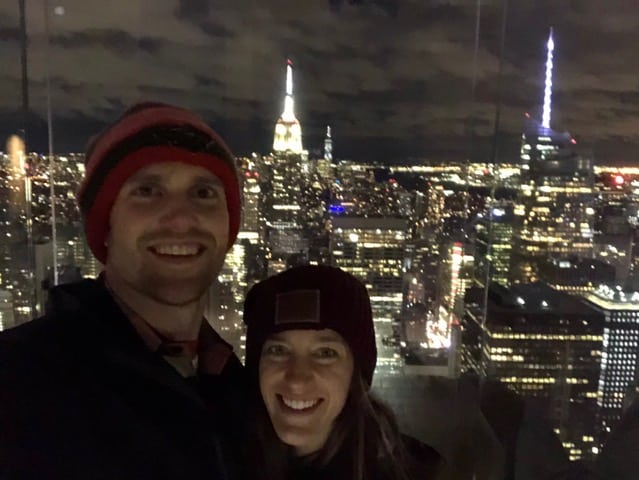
[173,0,235,39]
[51,29,166,55]
[0,0,638,163]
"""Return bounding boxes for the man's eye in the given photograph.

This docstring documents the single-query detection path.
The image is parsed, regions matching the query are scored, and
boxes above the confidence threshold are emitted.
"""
[131,184,161,197]
[193,186,220,200]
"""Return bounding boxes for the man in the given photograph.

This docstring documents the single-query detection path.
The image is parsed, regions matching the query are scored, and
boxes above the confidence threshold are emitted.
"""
[0,103,245,479]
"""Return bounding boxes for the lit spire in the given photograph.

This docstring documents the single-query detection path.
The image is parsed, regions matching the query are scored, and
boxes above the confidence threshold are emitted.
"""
[281,59,296,123]
[541,27,554,130]
[286,59,293,95]
[273,59,304,154]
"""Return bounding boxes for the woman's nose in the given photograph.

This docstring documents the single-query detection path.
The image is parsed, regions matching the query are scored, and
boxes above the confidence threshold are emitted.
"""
[284,356,313,386]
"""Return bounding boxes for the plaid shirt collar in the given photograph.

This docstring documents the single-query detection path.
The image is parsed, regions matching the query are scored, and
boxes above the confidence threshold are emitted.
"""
[102,275,233,377]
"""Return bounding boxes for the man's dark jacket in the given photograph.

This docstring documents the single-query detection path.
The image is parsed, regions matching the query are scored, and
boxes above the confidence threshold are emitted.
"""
[0,279,246,480]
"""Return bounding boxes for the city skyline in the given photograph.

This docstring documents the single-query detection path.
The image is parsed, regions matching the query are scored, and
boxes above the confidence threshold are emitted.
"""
[2,110,639,462]
[0,1,638,164]
[3,6,639,468]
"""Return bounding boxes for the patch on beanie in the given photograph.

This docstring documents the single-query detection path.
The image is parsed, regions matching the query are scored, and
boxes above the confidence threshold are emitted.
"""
[275,290,321,325]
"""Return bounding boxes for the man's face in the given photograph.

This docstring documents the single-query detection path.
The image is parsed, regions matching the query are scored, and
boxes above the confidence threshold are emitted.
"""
[105,161,229,306]
[259,329,354,456]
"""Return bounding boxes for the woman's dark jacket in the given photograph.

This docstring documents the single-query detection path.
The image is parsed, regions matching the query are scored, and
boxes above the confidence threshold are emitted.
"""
[289,434,442,480]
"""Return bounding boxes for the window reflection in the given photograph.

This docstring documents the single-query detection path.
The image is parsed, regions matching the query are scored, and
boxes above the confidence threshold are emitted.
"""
[1,0,638,475]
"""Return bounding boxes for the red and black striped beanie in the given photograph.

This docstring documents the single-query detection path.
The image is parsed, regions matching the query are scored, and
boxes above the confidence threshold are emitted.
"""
[243,265,378,386]
[77,102,241,264]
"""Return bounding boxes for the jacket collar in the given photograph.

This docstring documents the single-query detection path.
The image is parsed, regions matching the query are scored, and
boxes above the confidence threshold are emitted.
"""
[45,278,209,410]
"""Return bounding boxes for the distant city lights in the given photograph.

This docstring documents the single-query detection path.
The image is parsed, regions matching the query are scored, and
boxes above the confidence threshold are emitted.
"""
[492,207,506,217]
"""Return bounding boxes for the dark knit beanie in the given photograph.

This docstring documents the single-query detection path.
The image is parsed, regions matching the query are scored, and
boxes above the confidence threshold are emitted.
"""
[244,265,377,386]
[77,102,241,264]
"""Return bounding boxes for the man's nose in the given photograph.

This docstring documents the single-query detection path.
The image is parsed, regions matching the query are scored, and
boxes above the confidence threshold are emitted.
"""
[157,195,199,232]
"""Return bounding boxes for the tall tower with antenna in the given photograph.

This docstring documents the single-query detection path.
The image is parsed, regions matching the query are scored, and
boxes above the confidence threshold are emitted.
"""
[324,126,333,162]
[267,60,308,274]
[273,59,304,154]
[514,28,594,283]
[497,30,598,462]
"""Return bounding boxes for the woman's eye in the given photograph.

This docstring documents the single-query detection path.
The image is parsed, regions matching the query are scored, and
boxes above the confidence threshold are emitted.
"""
[315,348,338,359]
[263,344,289,357]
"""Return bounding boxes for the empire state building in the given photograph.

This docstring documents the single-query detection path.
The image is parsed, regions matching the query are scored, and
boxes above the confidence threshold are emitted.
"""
[273,59,304,154]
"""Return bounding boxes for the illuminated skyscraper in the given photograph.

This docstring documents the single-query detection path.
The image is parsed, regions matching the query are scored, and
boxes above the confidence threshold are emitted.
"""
[514,125,594,282]
[264,152,306,274]
[239,168,262,244]
[329,216,408,376]
[208,160,267,359]
[592,172,633,285]
[462,282,604,461]
[513,30,594,282]
[324,125,333,162]
[440,242,465,329]
[316,131,336,180]
[266,59,311,272]
[410,183,446,318]
[315,158,335,183]
[425,184,445,232]
[208,242,247,358]
[273,59,304,154]
[474,203,515,287]
[584,285,639,447]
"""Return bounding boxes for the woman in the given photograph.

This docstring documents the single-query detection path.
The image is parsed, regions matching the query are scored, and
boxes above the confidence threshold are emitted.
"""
[243,265,442,480]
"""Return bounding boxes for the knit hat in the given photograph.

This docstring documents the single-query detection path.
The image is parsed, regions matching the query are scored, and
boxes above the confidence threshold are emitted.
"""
[244,265,377,386]
[77,102,241,264]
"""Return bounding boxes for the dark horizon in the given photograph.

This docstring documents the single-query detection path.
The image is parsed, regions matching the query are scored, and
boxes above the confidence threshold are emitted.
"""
[3,111,628,167]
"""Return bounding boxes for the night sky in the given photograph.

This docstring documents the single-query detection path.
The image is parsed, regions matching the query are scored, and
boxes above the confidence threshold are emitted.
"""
[0,0,638,164]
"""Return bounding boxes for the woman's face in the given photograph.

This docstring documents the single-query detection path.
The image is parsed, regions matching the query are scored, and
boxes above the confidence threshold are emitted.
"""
[259,328,354,456]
